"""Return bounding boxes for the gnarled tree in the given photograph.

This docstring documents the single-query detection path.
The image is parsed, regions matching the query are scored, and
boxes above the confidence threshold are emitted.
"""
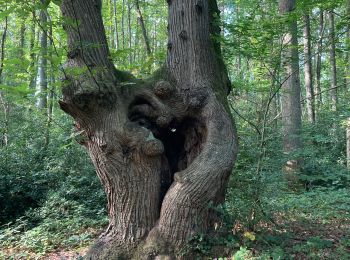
[59,0,237,258]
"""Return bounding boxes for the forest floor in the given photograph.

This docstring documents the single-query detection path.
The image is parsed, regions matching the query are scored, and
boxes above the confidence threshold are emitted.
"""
[1,188,349,259]
[33,215,350,259]
[250,213,350,259]
[242,188,350,259]
[44,248,88,260]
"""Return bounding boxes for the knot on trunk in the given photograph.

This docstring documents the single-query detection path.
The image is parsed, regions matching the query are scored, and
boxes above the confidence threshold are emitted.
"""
[195,0,203,13]
[142,139,164,157]
[187,89,209,109]
[154,81,174,99]
[67,48,82,59]
[179,30,188,40]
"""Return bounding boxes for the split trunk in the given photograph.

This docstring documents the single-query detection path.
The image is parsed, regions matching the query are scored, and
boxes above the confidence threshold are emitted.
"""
[59,0,237,258]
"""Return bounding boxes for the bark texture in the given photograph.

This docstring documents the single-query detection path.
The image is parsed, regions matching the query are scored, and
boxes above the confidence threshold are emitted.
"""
[279,0,302,172]
[303,13,315,123]
[59,0,237,259]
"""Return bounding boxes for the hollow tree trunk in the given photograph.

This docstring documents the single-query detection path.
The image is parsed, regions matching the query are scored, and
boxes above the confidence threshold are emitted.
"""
[59,0,236,259]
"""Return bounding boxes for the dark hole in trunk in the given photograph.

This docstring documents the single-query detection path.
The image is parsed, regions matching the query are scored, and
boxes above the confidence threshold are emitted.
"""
[154,122,186,204]
[128,102,206,209]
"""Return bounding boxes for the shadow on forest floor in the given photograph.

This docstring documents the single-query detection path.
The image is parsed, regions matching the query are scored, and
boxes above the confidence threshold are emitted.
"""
[1,188,350,259]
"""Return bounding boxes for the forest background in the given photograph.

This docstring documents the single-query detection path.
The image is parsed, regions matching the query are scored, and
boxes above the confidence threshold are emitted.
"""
[0,0,349,259]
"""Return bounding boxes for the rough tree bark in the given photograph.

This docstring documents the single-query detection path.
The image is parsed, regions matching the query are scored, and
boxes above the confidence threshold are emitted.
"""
[279,0,302,174]
[303,12,315,123]
[59,0,237,259]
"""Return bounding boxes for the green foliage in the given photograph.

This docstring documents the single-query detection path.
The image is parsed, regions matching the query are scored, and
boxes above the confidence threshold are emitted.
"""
[0,108,107,256]
[0,0,350,258]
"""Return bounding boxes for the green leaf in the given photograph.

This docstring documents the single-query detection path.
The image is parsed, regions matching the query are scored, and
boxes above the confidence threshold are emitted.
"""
[0,84,34,96]
[51,0,62,6]
[0,6,15,20]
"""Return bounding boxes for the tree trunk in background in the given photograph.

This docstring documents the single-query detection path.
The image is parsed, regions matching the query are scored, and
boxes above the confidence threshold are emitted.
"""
[44,19,55,149]
[347,133,350,169]
[134,25,139,62]
[303,13,315,123]
[236,6,241,75]
[347,119,350,169]
[315,9,324,107]
[19,21,26,57]
[134,0,151,56]
[346,0,350,169]
[59,0,237,258]
[0,16,8,147]
[109,0,115,49]
[113,0,119,50]
[346,0,350,90]
[29,10,37,89]
[152,20,157,54]
[37,5,48,109]
[121,0,125,49]
[328,10,337,111]
[127,2,132,65]
[279,0,302,175]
